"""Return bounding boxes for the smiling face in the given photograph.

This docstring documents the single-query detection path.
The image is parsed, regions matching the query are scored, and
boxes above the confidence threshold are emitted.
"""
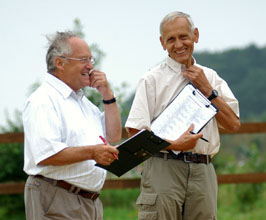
[54,37,94,92]
[160,17,199,67]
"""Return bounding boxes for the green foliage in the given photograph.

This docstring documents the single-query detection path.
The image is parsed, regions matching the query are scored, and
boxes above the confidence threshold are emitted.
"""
[214,142,266,213]
[104,207,138,220]
[0,143,26,182]
[0,110,26,220]
[217,184,266,220]
[101,188,139,208]
[73,18,85,39]
[234,144,265,210]
[0,195,25,220]
[235,183,264,211]
[0,110,25,183]
[212,151,237,174]
[194,44,266,120]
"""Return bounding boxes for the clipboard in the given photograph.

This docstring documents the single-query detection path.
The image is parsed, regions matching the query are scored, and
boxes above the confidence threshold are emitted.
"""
[95,129,170,177]
[151,83,219,141]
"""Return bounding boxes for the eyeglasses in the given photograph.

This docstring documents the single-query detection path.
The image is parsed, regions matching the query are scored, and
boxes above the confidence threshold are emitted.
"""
[60,56,96,65]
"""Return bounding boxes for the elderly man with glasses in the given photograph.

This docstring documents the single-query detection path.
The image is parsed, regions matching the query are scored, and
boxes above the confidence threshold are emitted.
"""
[23,31,121,220]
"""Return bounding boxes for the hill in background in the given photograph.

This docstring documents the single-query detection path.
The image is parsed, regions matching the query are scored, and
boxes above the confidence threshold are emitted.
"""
[194,44,266,121]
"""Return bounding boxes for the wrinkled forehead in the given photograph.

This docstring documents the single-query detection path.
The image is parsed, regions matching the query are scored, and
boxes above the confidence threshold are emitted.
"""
[161,15,194,36]
[161,17,192,37]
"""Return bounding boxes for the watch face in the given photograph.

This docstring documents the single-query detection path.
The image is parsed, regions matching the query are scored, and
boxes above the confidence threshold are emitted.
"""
[208,89,218,101]
[213,90,218,96]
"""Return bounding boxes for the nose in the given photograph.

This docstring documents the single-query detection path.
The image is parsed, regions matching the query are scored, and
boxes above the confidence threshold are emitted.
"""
[85,62,93,69]
[174,39,183,48]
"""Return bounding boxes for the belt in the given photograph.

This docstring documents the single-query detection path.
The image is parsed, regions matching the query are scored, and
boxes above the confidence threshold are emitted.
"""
[153,151,211,164]
[35,175,99,200]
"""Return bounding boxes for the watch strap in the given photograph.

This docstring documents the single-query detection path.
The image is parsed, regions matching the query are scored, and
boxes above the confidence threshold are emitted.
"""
[102,97,116,104]
[208,90,218,101]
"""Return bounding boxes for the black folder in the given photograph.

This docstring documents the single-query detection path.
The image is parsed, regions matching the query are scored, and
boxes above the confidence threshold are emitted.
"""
[95,130,170,177]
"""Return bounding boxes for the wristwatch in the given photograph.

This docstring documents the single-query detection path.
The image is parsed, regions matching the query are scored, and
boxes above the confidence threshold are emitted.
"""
[208,89,218,101]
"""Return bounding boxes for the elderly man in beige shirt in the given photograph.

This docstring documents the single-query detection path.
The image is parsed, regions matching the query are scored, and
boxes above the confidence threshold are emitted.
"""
[126,11,240,220]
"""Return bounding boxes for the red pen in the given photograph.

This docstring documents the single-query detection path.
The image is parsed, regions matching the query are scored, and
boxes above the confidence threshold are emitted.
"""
[99,136,118,160]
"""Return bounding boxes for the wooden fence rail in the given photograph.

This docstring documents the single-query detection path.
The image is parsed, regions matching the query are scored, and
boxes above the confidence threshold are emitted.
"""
[1,122,266,195]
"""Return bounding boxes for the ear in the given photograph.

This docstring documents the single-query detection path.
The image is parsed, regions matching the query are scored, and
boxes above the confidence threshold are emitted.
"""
[54,57,65,71]
[160,36,167,50]
[193,28,199,43]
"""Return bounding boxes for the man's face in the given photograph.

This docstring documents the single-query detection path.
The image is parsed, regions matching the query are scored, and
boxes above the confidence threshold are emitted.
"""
[58,37,93,92]
[160,17,199,67]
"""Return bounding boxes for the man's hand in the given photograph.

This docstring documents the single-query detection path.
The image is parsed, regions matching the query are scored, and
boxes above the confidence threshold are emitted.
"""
[182,65,212,97]
[89,70,114,100]
[92,144,119,166]
[166,124,203,151]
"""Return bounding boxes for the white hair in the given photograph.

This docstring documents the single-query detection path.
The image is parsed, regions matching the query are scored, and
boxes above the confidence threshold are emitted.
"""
[46,31,79,74]
[160,11,195,36]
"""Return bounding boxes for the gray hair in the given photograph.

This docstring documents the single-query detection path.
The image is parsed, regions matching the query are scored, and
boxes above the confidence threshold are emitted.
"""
[160,11,195,36]
[46,31,79,74]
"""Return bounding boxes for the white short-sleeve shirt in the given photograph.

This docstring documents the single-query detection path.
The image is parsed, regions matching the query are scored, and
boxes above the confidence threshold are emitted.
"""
[23,73,106,192]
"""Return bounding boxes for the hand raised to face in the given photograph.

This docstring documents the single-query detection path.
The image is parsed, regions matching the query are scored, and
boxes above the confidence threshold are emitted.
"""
[89,70,114,100]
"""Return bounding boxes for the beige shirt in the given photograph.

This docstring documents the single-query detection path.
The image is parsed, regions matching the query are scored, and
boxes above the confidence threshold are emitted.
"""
[125,56,239,157]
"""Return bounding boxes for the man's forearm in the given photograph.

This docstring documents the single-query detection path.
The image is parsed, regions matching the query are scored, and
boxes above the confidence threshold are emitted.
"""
[104,102,122,143]
[38,146,94,166]
[212,97,240,132]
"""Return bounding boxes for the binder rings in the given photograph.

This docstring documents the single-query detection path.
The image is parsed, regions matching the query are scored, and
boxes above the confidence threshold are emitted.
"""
[151,83,219,141]
[95,129,170,177]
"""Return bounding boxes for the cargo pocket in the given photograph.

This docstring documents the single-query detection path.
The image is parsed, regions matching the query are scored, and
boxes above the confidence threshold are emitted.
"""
[136,192,158,220]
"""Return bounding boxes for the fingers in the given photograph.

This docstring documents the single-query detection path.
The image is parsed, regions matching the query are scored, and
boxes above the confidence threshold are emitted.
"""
[102,150,118,165]
[195,131,203,139]
[186,124,203,139]
[186,124,194,132]
[182,66,212,94]
[93,144,119,166]
[89,70,108,89]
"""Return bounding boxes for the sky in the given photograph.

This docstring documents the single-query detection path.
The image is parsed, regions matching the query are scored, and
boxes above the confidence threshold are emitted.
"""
[1,0,266,128]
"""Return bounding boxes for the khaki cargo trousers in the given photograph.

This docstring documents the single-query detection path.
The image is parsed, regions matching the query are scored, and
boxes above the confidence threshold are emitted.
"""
[137,156,217,220]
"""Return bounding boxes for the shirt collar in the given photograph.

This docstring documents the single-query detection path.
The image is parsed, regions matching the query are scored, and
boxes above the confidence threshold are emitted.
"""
[166,56,197,73]
[45,73,84,100]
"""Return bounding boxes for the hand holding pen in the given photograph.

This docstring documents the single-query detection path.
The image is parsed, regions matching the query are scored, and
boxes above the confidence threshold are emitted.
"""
[99,136,118,160]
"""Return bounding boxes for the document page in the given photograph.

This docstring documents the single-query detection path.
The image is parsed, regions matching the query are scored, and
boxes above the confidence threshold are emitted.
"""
[151,83,218,141]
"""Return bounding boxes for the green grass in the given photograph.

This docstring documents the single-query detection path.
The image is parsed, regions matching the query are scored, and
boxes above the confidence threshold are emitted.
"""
[104,207,138,220]
[217,183,266,220]
[100,188,139,220]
